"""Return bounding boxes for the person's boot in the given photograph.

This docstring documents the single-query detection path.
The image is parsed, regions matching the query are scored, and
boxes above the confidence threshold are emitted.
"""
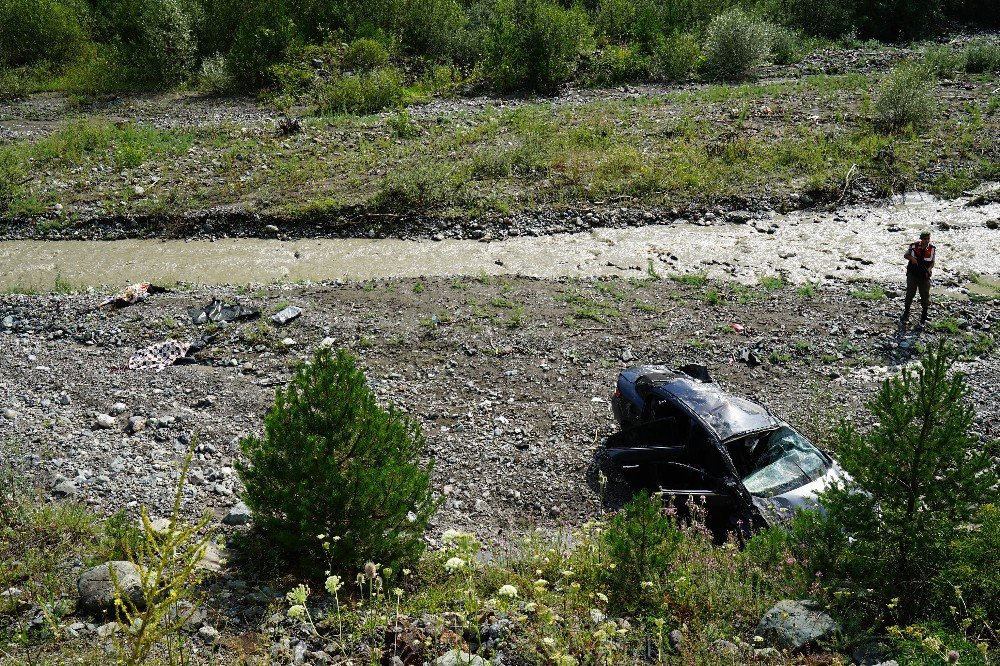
[900,305,910,328]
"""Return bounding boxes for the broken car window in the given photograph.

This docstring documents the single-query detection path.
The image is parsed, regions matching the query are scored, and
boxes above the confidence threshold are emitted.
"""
[740,427,829,498]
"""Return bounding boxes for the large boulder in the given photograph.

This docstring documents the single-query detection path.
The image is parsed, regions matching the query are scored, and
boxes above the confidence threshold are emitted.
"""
[77,562,144,615]
[757,600,839,652]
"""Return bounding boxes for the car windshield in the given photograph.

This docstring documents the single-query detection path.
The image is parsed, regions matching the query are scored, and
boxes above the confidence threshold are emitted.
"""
[740,426,829,498]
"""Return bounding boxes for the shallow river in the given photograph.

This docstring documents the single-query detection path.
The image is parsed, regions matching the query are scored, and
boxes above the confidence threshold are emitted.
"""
[2,191,998,290]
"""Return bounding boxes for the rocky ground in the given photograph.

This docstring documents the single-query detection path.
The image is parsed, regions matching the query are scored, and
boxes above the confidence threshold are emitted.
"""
[2,275,997,538]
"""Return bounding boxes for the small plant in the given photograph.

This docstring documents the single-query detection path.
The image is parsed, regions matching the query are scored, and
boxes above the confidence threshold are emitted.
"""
[759,275,786,292]
[849,284,886,299]
[962,39,1000,74]
[929,316,961,334]
[110,447,211,666]
[701,8,773,81]
[389,109,421,139]
[317,68,405,115]
[769,349,791,364]
[413,279,425,293]
[646,258,662,280]
[604,492,682,610]
[237,348,439,573]
[873,64,936,132]
[921,44,962,78]
[670,272,708,287]
[702,288,721,305]
[796,281,817,298]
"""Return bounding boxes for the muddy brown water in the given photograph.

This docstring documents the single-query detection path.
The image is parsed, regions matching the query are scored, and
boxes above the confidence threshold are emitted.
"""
[2,192,998,290]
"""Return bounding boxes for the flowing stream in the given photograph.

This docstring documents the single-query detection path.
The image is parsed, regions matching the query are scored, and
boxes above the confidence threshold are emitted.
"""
[2,191,998,291]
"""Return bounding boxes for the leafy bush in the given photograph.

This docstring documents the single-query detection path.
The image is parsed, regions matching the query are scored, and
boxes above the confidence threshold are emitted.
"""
[484,0,594,93]
[701,8,773,81]
[934,503,1000,636]
[764,0,853,39]
[237,348,438,573]
[317,67,405,115]
[603,492,682,609]
[196,52,231,93]
[921,44,963,78]
[873,64,936,131]
[768,25,801,65]
[226,0,295,90]
[817,342,999,623]
[962,38,1000,74]
[342,38,390,72]
[375,164,461,213]
[586,44,647,86]
[398,0,468,61]
[0,0,87,68]
[649,32,700,81]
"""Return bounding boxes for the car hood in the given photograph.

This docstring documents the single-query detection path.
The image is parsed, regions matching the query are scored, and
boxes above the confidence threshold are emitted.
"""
[750,463,848,525]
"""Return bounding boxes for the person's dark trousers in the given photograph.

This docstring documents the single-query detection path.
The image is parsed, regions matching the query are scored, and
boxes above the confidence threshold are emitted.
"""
[903,272,930,324]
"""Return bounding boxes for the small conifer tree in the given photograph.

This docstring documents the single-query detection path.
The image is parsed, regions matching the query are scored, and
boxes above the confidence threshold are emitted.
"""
[821,342,998,622]
[237,348,439,573]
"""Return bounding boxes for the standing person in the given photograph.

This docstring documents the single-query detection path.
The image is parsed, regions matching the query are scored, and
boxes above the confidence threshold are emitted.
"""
[902,230,935,329]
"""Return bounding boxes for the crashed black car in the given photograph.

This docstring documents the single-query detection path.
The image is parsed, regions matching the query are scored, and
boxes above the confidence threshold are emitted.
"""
[607,364,845,534]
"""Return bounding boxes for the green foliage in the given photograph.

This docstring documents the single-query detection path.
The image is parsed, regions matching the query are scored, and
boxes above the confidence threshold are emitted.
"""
[603,492,682,609]
[649,32,701,81]
[226,0,295,89]
[237,347,439,574]
[0,0,87,68]
[768,25,802,64]
[376,164,461,213]
[398,0,469,61]
[342,38,390,72]
[484,0,594,93]
[819,342,999,623]
[765,0,852,39]
[873,64,936,132]
[701,7,773,81]
[196,52,231,92]
[586,44,647,86]
[962,38,1000,74]
[934,504,1000,638]
[317,68,405,115]
[921,44,963,78]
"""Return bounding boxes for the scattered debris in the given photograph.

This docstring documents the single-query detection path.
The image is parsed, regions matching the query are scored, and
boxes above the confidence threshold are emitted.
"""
[99,282,168,309]
[270,306,302,326]
[127,339,206,371]
[188,299,259,325]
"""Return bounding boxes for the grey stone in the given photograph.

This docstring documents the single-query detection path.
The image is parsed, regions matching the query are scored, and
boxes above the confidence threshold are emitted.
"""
[756,600,839,653]
[52,479,77,497]
[270,306,303,326]
[110,402,128,416]
[710,639,740,657]
[198,625,220,644]
[78,562,144,615]
[126,416,147,434]
[1,315,13,329]
[223,501,252,526]
[3,408,17,420]
[94,413,116,429]
[753,647,783,662]
[96,621,119,638]
[667,629,684,650]
[434,652,489,666]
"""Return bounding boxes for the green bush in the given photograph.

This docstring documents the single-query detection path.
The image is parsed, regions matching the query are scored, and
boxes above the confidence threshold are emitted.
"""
[196,52,231,93]
[586,44,647,86]
[0,0,87,68]
[962,39,1000,74]
[873,64,936,131]
[317,67,405,115]
[237,348,439,573]
[701,7,773,81]
[768,25,801,65]
[603,492,682,609]
[342,38,390,72]
[817,342,999,623]
[921,44,963,78]
[484,0,594,93]
[765,0,852,39]
[934,503,1000,636]
[398,0,468,61]
[226,0,295,90]
[649,32,700,81]
[375,164,461,213]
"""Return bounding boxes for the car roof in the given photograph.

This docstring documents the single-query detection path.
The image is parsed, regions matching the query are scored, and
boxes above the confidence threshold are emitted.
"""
[633,366,782,442]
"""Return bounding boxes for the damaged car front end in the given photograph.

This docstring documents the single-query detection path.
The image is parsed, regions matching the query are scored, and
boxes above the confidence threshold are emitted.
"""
[606,364,844,535]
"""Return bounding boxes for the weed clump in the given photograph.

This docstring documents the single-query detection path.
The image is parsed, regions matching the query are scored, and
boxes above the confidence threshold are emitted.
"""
[237,347,438,574]
[342,38,390,72]
[317,67,405,115]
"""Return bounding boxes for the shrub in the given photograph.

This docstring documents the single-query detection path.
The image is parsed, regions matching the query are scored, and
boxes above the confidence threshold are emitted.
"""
[237,348,438,573]
[342,38,390,72]
[873,64,936,131]
[196,52,231,93]
[701,8,773,81]
[765,0,853,39]
[484,0,594,93]
[375,164,461,213]
[226,0,295,90]
[317,67,405,115]
[398,0,468,61]
[603,492,682,609]
[586,44,647,86]
[934,504,1000,637]
[649,32,700,81]
[817,342,999,623]
[0,0,87,68]
[768,25,801,65]
[962,38,1000,74]
[921,44,963,78]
